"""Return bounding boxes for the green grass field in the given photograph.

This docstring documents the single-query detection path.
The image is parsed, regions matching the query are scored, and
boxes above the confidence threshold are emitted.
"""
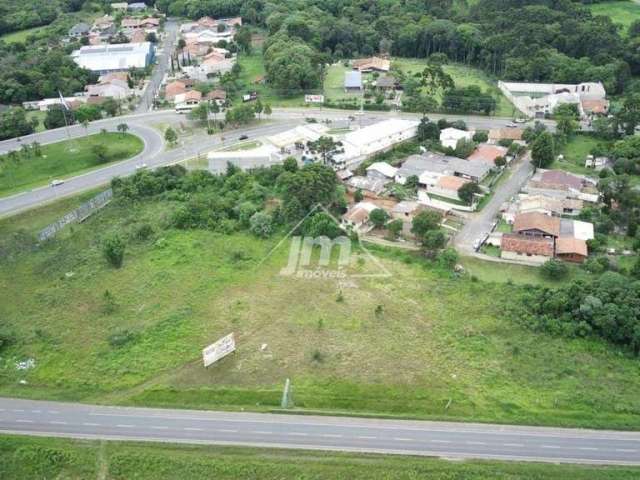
[237,53,306,107]
[0,25,47,43]
[1,435,639,479]
[552,134,603,175]
[0,133,144,197]
[26,110,47,133]
[2,194,640,429]
[588,1,640,32]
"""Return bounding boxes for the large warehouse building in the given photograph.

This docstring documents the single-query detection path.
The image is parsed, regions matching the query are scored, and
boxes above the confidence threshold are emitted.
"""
[72,42,155,73]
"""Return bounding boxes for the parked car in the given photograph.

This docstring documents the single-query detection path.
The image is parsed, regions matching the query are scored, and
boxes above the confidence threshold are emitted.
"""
[239,134,248,140]
[50,179,64,187]
[135,163,147,170]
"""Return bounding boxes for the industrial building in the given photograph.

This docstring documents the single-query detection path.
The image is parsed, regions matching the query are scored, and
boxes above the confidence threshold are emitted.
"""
[71,42,155,73]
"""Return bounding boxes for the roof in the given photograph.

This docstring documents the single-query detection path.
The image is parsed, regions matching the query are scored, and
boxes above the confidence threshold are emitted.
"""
[128,2,147,9]
[436,175,469,191]
[488,127,523,141]
[519,195,563,215]
[468,144,508,165]
[540,170,583,190]
[352,57,390,71]
[205,89,227,100]
[581,98,609,114]
[393,201,421,214]
[513,212,561,237]
[397,152,491,180]
[336,169,353,181]
[344,71,362,88]
[73,42,153,71]
[343,201,378,224]
[346,176,388,195]
[165,81,187,99]
[375,75,396,88]
[69,23,91,35]
[560,219,594,241]
[556,237,588,257]
[440,127,471,140]
[501,233,554,256]
[366,162,397,178]
[343,119,418,149]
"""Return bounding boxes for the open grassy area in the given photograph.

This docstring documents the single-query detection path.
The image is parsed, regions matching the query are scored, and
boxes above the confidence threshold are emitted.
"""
[0,132,144,197]
[0,25,47,43]
[588,1,640,32]
[2,194,640,429]
[237,53,306,107]
[392,59,516,117]
[26,110,47,133]
[552,134,603,176]
[2,435,639,479]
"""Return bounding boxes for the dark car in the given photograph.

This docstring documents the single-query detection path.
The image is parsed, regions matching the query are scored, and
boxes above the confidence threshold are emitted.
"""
[239,134,249,140]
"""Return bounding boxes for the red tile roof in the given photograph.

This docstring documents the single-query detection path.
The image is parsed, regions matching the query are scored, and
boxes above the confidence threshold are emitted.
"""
[501,233,554,257]
[540,170,583,190]
[513,212,561,237]
[556,237,588,257]
[468,144,508,165]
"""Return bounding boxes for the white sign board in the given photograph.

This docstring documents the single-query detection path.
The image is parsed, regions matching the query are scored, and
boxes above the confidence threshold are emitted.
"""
[305,94,325,104]
[202,333,236,367]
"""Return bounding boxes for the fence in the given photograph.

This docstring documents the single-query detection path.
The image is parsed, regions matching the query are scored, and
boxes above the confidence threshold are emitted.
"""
[37,189,113,242]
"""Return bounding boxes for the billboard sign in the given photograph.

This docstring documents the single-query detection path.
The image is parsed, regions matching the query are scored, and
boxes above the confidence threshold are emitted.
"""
[305,94,325,104]
[202,333,236,367]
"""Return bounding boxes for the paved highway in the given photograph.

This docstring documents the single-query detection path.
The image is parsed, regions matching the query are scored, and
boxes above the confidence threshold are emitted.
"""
[0,398,639,465]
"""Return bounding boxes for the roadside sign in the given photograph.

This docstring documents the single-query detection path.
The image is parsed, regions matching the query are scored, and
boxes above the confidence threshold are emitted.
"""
[305,94,325,104]
[202,333,236,367]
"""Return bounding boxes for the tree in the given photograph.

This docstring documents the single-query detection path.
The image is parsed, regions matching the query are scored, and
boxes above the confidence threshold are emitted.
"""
[305,212,342,239]
[283,157,298,173]
[0,108,37,140]
[263,35,323,92]
[44,105,72,130]
[473,131,488,143]
[225,104,255,125]
[454,138,476,158]
[422,230,446,256]
[254,99,263,119]
[531,132,555,169]
[92,143,108,163]
[540,259,568,279]
[419,63,454,95]
[494,156,506,168]
[411,210,441,238]
[386,219,403,240]
[117,123,129,136]
[249,211,273,238]
[417,116,440,141]
[369,208,389,228]
[165,127,178,145]
[235,26,252,53]
[353,188,364,203]
[102,98,119,117]
[556,115,578,138]
[616,93,640,136]
[264,103,272,117]
[458,182,482,205]
[103,234,125,268]
[306,136,344,166]
[81,119,89,136]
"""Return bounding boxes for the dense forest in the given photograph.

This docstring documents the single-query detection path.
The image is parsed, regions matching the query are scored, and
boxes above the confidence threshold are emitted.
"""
[0,0,89,35]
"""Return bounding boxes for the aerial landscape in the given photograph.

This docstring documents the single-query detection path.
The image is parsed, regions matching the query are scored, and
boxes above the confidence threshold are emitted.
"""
[1,0,640,478]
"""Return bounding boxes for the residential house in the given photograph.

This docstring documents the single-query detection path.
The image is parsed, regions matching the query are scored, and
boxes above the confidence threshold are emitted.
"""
[395,152,492,185]
[581,98,609,116]
[87,78,131,99]
[391,201,425,222]
[501,233,554,264]
[468,144,508,166]
[352,57,390,72]
[174,90,202,108]
[346,176,388,197]
[560,219,594,241]
[205,89,227,105]
[488,127,524,144]
[336,169,354,182]
[128,2,148,11]
[366,162,397,181]
[344,71,363,92]
[429,175,470,201]
[164,79,195,101]
[555,237,588,263]
[585,155,610,170]
[110,2,128,10]
[513,212,561,238]
[375,75,397,90]
[440,127,473,149]
[69,23,91,38]
[342,201,379,232]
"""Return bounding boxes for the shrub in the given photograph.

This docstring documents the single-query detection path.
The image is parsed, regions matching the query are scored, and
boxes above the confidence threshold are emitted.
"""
[103,234,125,268]
[134,223,154,241]
[108,329,137,348]
[540,259,569,280]
[249,211,273,238]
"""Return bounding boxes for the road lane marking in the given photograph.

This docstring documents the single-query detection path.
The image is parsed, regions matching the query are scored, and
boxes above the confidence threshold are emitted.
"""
[16,420,33,423]
[322,434,343,438]
[541,445,561,449]
[431,440,452,444]
[579,447,598,451]
[252,431,273,435]
[503,443,524,447]
[83,423,100,427]
[116,424,134,428]
[289,432,308,436]
[49,421,67,425]
[217,429,237,433]
[358,436,377,440]
[616,449,637,453]
[31,410,42,413]
[151,426,169,430]
[393,437,412,442]
[466,441,486,445]
[184,427,204,432]
[12,409,25,412]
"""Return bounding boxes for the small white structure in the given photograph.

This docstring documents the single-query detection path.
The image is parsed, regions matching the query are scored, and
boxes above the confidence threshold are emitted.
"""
[440,128,473,150]
[266,124,329,150]
[366,162,397,180]
[72,42,155,73]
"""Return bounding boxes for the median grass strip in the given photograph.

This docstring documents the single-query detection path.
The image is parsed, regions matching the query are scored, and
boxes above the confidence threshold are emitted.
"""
[1,435,639,479]
[2,193,640,429]
[0,132,144,197]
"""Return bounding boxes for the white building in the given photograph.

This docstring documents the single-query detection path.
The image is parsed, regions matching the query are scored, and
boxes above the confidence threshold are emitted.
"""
[208,145,281,174]
[439,127,473,150]
[71,42,155,73]
[335,119,418,166]
[87,79,131,99]
[266,124,329,150]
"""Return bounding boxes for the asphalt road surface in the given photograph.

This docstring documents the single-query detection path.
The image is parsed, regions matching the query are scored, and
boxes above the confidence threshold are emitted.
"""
[0,398,639,466]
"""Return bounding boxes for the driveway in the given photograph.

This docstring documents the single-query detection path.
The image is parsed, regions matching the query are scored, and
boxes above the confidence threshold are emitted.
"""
[454,153,533,254]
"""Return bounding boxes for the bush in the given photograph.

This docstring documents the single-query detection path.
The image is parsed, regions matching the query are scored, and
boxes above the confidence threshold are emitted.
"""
[103,234,125,268]
[108,329,137,348]
[249,211,273,238]
[134,223,154,241]
[540,259,569,279]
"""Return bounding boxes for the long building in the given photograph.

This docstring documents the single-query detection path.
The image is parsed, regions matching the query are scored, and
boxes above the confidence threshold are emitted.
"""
[72,42,155,73]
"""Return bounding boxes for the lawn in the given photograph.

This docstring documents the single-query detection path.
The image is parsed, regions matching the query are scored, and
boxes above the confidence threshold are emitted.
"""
[0,25,47,43]
[552,134,602,175]
[26,110,47,133]
[0,133,144,197]
[1,435,640,479]
[2,194,640,429]
[588,1,640,32]
[237,53,306,107]
[392,59,516,117]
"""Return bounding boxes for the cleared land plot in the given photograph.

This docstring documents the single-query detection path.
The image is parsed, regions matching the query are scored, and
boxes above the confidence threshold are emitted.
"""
[237,53,305,107]
[0,25,46,43]
[0,133,144,197]
[2,436,640,479]
[552,134,602,175]
[1,196,640,429]
[588,1,640,32]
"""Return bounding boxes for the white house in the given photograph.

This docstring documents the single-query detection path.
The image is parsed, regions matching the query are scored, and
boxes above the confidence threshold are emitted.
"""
[72,42,155,73]
[366,162,397,181]
[439,127,473,150]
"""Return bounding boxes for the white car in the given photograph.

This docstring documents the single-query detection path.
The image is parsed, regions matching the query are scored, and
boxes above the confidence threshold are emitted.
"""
[473,239,482,251]
[50,179,64,187]
[135,163,147,170]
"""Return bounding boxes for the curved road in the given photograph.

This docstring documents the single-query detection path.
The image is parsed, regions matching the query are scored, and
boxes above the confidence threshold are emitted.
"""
[0,398,639,466]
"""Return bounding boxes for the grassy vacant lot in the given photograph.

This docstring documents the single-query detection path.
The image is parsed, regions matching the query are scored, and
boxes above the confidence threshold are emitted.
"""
[2,194,640,429]
[0,25,46,43]
[0,132,143,197]
[588,1,640,32]
[392,59,515,117]
[237,53,306,107]
[1,435,639,479]
[552,134,602,175]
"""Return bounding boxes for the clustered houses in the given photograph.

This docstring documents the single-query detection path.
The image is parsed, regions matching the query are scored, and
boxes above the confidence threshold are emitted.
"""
[70,13,160,46]
[499,169,597,264]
